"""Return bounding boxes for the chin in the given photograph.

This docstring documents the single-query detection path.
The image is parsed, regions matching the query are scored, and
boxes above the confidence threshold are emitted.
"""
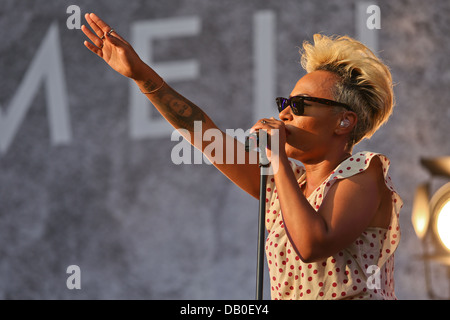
[285,142,323,164]
[285,144,305,160]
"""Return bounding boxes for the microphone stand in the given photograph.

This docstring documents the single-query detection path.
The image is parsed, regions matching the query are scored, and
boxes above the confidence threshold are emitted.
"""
[255,132,271,300]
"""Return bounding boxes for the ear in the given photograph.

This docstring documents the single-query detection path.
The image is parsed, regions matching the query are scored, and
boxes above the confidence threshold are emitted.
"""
[335,112,357,136]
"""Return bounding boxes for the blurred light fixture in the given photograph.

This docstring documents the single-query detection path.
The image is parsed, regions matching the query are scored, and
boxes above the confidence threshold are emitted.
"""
[411,156,450,299]
[430,182,450,252]
[412,182,430,240]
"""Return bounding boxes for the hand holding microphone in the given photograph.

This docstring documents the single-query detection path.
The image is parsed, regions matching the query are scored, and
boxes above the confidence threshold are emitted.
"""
[246,117,287,158]
[245,126,263,152]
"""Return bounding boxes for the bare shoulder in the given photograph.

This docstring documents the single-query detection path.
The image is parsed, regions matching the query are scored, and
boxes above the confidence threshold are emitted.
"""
[357,155,392,228]
[319,154,390,229]
[315,155,391,258]
[330,155,384,197]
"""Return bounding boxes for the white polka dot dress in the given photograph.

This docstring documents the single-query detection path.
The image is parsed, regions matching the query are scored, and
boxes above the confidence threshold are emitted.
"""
[265,151,403,300]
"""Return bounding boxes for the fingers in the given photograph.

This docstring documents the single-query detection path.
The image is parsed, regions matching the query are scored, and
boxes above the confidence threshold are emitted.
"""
[83,13,128,45]
[85,13,112,38]
[83,39,102,56]
[88,13,126,41]
[81,13,106,55]
[84,13,105,38]
[250,119,268,132]
[251,117,278,132]
[81,24,103,50]
[88,13,112,34]
[82,13,122,57]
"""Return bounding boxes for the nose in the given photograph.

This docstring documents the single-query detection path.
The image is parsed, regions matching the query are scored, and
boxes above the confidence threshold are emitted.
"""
[279,106,294,122]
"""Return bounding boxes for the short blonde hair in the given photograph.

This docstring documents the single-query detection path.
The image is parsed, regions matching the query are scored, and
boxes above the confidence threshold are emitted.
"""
[300,34,394,146]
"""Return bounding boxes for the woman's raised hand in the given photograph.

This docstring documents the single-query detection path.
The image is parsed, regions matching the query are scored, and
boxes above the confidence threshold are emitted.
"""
[81,13,147,80]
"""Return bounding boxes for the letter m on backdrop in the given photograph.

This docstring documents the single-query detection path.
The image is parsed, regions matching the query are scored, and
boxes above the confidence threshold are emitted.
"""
[0,23,72,154]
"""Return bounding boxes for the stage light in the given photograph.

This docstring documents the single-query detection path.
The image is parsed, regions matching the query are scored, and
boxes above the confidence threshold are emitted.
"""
[412,156,450,299]
[412,183,430,240]
[430,182,450,252]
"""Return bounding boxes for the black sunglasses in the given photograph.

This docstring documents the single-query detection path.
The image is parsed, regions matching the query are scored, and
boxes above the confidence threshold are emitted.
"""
[276,95,352,116]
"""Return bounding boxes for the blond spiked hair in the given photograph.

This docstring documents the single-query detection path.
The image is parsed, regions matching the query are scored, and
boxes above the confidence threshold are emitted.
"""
[300,34,394,146]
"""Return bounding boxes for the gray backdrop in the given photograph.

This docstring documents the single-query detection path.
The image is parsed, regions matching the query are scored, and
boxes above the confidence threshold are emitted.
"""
[1,0,449,299]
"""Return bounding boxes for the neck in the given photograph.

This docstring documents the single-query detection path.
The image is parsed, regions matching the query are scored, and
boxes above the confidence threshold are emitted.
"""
[301,149,352,197]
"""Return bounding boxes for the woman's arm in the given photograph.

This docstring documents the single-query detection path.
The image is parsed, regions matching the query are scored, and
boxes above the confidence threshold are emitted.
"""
[136,71,262,198]
[251,118,389,263]
[274,154,387,262]
[82,13,261,198]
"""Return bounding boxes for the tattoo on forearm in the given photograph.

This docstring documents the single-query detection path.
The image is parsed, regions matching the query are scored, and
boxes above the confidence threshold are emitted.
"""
[143,80,160,92]
[147,82,206,132]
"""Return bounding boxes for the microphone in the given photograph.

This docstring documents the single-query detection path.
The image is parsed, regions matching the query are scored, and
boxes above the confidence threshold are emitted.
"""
[245,130,271,167]
[245,132,259,152]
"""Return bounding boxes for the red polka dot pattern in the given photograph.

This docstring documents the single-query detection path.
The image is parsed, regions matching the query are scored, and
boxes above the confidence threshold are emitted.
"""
[265,151,403,300]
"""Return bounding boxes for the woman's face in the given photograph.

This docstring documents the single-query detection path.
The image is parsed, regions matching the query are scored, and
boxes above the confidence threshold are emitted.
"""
[280,70,342,162]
